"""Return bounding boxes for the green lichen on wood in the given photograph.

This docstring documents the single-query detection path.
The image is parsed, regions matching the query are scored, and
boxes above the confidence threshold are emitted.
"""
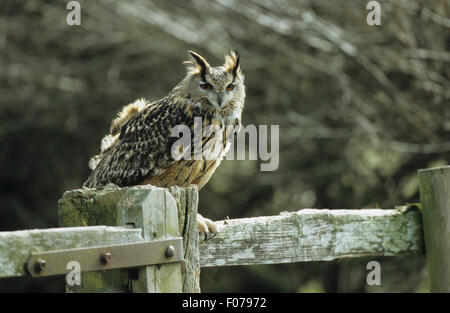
[58,184,131,293]
[0,226,143,278]
[58,184,125,227]
[68,270,130,293]
[199,208,424,267]
[57,184,200,293]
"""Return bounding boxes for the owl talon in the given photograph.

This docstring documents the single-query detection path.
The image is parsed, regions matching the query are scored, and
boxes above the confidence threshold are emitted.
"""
[197,214,217,240]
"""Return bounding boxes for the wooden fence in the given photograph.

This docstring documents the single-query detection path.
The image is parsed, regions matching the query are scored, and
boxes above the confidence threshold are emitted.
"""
[0,166,448,292]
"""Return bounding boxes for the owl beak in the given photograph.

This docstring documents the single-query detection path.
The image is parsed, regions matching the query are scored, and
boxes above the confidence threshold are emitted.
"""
[217,93,223,106]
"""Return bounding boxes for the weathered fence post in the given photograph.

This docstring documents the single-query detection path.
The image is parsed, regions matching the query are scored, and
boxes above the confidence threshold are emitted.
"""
[418,166,450,292]
[58,184,200,292]
[168,186,201,293]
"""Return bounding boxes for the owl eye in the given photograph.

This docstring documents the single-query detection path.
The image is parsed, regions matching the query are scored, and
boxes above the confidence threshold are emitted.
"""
[200,82,212,90]
[226,83,235,91]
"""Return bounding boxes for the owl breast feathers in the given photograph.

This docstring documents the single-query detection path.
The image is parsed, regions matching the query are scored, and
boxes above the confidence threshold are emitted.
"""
[83,50,246,190]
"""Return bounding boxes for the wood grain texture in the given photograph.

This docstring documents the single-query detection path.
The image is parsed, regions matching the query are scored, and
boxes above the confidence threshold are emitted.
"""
[116,187,183,293]
[0,185,428,292]
[58,184,198,292]
[199,208,424,267]
[59,184,131,292]
[0,226,143,278]
[168,186,201,293]
[419,166,450,292]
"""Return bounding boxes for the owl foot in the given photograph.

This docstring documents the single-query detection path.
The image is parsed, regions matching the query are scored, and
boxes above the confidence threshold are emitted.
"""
[197,213,217,240]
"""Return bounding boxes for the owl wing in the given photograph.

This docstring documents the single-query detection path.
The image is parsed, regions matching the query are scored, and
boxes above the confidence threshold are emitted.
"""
[83,97,187,188]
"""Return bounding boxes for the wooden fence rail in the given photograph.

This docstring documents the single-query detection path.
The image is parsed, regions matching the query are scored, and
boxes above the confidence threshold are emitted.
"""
[0,207,423,277]
[0,166,448,292]
[0,226,143,278]
[199,207,423,267]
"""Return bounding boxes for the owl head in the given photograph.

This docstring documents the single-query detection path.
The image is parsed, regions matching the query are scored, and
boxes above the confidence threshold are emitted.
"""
[182,50,245,112]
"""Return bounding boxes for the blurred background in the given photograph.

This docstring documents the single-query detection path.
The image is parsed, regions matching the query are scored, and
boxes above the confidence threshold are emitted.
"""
[0,0,449,292]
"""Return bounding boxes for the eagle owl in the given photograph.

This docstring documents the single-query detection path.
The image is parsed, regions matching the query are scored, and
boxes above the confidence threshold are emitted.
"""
[83,50,245,235]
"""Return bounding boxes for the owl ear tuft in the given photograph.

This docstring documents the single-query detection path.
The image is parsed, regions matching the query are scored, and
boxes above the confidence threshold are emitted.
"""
[185,51,210,81]
[224,50,241,78]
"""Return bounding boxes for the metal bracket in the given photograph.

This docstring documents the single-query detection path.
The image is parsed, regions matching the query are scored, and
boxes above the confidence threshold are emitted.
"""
[26,238,184,277]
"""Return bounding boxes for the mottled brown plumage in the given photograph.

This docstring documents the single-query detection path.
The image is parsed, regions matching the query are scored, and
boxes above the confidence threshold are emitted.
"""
[83,51,245,234]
